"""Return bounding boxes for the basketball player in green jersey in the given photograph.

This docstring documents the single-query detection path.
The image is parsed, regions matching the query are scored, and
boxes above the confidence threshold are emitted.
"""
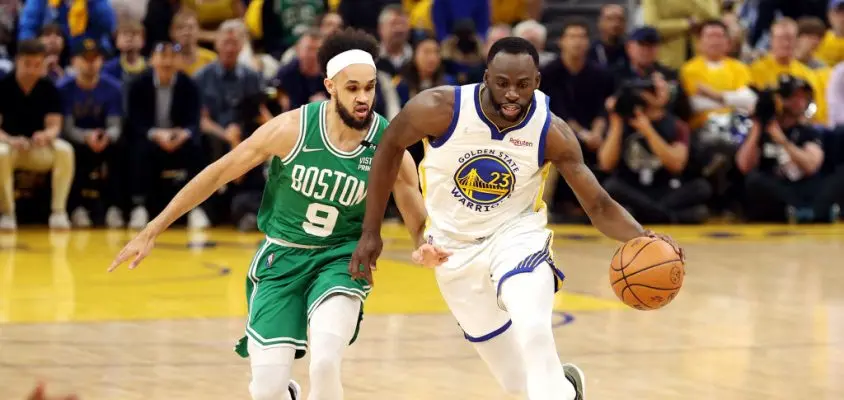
[108,29,449,400]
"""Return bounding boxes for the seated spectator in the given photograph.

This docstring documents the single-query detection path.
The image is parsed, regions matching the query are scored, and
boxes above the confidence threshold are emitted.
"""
[540,19,615,220]
[642,0,720,69]
[274,30,327,112]
[171,9,218,76]
[18,0,116,54]
[736,75,842,222]
[180,0,246,45]
[513,19,555,67]
[815,0,844,67]
[484,24,512,58]
[39,24,67,82]
[598,84,712,224]
[58,39,123,228]
[0,40,73,230]
[394,33,455,162]
[126,42,207,229]
[195,20,265,162]
[749,18,827,125]
[680,20,756,131]
[795,16,828,69]
[541,19,615,168]
[102,19,147,84]
[376,5,412,77]
[440,19,485,85]
[615,27,692,123]
[588,4,628,69]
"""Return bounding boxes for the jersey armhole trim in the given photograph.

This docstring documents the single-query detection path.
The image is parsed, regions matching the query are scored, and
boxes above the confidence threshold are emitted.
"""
[429,85,461,148]
[537,95,551,167]
[280,104,308,164]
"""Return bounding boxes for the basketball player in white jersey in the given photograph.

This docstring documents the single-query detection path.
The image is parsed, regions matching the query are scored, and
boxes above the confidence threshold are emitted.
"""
[350,37,683,400]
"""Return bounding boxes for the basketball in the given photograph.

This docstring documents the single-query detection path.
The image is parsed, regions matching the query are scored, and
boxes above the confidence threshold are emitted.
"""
[609,236,685,310]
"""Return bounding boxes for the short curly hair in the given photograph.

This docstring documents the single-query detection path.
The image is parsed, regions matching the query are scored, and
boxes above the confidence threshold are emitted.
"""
[317,27,379,78]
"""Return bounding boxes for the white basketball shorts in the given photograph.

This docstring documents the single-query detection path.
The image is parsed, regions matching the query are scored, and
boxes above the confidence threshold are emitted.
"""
[427,212,565,343]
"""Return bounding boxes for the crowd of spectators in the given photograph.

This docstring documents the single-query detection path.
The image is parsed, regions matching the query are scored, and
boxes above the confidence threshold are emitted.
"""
[0,0,842,230]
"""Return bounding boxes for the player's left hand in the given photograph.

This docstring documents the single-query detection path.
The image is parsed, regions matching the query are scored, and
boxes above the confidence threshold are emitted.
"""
[349,230,383,285]
[411,243,452,268]
[643,229,685,263]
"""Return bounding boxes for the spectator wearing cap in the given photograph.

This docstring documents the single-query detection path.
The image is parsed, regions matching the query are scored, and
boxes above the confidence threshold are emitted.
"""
[0,39,73,230]
[274,30,327,112]
[641,0,720,70]
[18,0,117,55]
[58,38,124,228]
[680,20,756,131]
[815,0,844,67]
[615,27,692,123]
[195,20,265,162]
[102,19,147,84]
[588,4,628,69]
[749,18,827,125]
[170,9,218,76]
[513,19,555,68]
[735,74,842,223]
[539,19,615,220]
[125,42,207,230]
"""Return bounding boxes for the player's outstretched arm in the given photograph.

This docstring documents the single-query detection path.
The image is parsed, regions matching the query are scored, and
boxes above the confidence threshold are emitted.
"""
[545,113,647,242]
[108,111,299,272]
[350,87,455,283]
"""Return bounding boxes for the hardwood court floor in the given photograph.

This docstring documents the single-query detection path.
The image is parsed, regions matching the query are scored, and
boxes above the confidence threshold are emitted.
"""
[1,223,843,399]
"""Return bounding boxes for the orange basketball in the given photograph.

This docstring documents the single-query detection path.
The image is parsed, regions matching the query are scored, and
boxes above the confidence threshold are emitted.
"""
[609,236,685,310]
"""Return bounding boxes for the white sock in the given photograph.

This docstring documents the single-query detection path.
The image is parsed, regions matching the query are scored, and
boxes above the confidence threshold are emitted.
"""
[471,329,527,395]
[248,339,296,400]
[307,294,361,400]
[499,264,576,400]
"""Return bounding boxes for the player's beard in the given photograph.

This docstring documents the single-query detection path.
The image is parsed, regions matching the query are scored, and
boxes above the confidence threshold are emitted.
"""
[489,91,533,122]
[336,100,375,130]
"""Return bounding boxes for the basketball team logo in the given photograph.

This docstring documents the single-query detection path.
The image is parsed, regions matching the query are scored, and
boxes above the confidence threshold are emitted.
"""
[452,154,516,211]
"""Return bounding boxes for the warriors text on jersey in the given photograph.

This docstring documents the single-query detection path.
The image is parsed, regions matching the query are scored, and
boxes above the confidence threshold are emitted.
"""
[419,83,552,241]
[257,101,387,245]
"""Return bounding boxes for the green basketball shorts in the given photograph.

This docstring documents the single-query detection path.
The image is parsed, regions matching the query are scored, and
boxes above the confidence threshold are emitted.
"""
[234,239,371,359]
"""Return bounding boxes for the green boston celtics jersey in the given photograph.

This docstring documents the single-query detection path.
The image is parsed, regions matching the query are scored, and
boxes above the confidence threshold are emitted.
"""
[257,101,387,246]
[272,0,324,48]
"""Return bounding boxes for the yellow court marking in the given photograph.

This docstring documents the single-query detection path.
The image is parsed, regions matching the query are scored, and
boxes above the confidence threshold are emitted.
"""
[1,223,842,324]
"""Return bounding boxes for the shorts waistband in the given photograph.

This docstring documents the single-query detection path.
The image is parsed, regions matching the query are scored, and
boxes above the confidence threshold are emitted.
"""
[265,236,329,249]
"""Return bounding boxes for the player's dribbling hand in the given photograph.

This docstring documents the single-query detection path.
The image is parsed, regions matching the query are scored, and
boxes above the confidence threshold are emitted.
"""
[643,229,685,263]
[108,231,156,272]
[349,230,382,285]
[411,244,452,268]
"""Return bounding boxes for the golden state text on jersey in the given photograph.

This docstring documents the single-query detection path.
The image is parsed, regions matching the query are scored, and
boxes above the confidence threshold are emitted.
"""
[420,84,553,241]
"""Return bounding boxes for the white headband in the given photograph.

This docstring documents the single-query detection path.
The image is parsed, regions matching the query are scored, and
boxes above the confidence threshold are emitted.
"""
[326,49,376,79]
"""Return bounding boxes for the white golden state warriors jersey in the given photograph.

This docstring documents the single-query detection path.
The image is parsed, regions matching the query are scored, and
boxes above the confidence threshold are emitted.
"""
[420,83,552,241]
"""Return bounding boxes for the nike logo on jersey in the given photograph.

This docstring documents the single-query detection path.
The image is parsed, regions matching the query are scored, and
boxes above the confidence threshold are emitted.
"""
[302,147,323,153]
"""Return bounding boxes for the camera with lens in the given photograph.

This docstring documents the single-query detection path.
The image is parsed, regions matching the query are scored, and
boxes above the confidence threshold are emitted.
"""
[613,78,656,119]
[752,74,815,125]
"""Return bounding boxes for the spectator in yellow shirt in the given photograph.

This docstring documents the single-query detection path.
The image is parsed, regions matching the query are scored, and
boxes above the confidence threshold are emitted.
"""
[749,18,826,124]
[170,9,218,76]
[680,20,757,130]
[795,17,829,69]
[814,0,844,66]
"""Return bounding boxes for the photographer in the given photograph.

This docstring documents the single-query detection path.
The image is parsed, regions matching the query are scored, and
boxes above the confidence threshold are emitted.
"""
[736,75,843,222]
[598,74,712,224]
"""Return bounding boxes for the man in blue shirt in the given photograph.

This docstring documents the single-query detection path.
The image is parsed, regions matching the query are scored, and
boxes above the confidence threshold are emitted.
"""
[59,38,124,228]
